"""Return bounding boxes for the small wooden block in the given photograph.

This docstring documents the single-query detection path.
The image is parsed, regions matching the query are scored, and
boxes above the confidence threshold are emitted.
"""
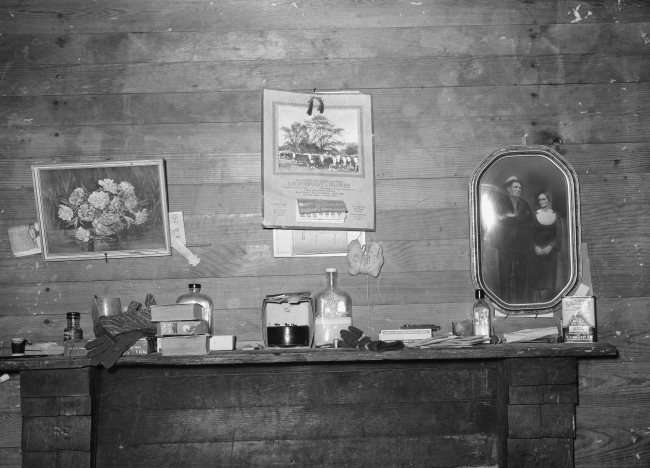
[20,369,93,398]
[508,438,573,468]
[21,397,59,417]
[22,451,57,468]
[22,450,91,468]
[508,405,542,439]
[509,386,544,404]
[510,383,578,405]
[59,396,93,416]
[22,416,92,452]
[22,396,92,417]
[509,358,577,387]
[543,384,578,404]
[56,450,92,467]
[541,404,575,438]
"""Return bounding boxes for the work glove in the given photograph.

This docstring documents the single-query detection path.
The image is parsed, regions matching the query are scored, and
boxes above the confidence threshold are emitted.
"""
[85,330,145,369]
[340,326,405,353]
[85,295,157,368]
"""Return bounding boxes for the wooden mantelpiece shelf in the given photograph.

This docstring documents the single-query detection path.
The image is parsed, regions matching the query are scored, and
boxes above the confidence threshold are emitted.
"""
[0,342,617,371]
[3,343,616,468]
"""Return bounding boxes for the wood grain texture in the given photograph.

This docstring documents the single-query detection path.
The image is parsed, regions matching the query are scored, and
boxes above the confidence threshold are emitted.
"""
[0,373,21,412]
[509,384,578,405]
[20,452,56,468]
[509,405,542,439]
[542,404,575,438]
[21,450,90,468]
[99,361,497,410]
[509,357,577,386]
[3,85,649,127]
[95,434,499,468]
[508,438,574,468]
[0,448,21,468]
[0,271,474,315]
[21,415,91,451]
[576,404,650,429]
[98,400,499,444]
[1,113,649,165]
[509,385,545,405]
[575,427,650,468]
[3,24,649,66]
[2,53,649,97]
[21,396,92,417]
[95,358,500,467]
[20,368,92,397]
[0,0,646,35]
[578,298,650,359]
[0,413,21,449]
[0,344,617,371]
[578,361,650,407]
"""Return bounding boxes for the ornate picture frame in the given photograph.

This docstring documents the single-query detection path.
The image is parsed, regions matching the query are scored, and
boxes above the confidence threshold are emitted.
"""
[32,159,171,261]
[469,146,582,315]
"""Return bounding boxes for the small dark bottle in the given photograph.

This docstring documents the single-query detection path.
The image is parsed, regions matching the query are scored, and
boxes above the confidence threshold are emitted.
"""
[63,312,83,342]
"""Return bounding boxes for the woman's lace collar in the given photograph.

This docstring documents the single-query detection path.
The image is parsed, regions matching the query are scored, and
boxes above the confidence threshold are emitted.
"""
[536,209,556,225]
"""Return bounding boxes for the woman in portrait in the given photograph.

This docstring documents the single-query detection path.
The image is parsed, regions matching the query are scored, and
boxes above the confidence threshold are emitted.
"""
[529,191,562,301]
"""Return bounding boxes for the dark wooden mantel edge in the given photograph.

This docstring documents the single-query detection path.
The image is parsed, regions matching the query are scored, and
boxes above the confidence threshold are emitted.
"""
[0,342,617,371]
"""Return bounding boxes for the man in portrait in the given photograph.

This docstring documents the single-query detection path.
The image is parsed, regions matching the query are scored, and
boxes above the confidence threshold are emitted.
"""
[494,176,533,303]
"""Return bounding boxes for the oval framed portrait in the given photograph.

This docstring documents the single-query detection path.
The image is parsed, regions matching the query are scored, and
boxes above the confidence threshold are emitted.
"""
[469,146,582,315]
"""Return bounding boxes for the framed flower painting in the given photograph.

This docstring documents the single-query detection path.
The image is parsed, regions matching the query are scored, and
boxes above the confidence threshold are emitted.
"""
[32,160,171,261]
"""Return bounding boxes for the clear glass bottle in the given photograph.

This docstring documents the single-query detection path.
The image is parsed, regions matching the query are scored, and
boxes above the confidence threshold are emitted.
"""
[64,312,83,342]
[176,284,214,334]
[472,289,492,340]
[313,268,352,347]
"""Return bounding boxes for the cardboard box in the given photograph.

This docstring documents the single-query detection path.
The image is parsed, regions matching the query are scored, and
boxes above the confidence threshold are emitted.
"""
[123,337,157,355]
[161,335,209,356]
[156,320,209,336]
[379,329,433,343]
[150,303,204,322]
[209,335,236,352]
[562,296,596,342]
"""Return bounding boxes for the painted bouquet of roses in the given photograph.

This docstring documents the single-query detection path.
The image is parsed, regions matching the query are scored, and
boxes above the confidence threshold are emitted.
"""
[57,179,149,244]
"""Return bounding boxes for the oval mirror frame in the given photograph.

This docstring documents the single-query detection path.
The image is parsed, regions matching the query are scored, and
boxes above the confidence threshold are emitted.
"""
[469,145,582,315]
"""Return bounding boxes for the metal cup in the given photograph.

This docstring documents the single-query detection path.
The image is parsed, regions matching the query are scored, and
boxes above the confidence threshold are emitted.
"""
[11,338,27,355]
[91,296,122,337]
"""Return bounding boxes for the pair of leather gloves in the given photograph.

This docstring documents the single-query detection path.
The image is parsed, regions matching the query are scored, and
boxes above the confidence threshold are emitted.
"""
[339,325,405,352]
[84,294,157,369]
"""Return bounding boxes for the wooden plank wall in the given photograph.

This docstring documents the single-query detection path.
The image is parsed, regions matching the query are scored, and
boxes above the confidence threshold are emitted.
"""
[0,0,648,466]
[96,361,501,467]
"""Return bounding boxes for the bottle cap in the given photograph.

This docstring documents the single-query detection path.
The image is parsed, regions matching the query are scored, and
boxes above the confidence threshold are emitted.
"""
[66,312,80,318]
[189,283,201,289]
[475,290,485,299]
[326,268,337,273]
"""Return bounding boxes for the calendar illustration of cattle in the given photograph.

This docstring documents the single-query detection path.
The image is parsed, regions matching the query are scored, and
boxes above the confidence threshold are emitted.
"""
[275,104,362,176]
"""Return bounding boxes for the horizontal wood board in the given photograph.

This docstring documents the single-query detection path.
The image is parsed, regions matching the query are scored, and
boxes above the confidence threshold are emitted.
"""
[95,434,500,468]
[0,0,648,466]
[0,344,617,371]
[95,360,500,467]
[1,0,648,35]
[98,361,497,409]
